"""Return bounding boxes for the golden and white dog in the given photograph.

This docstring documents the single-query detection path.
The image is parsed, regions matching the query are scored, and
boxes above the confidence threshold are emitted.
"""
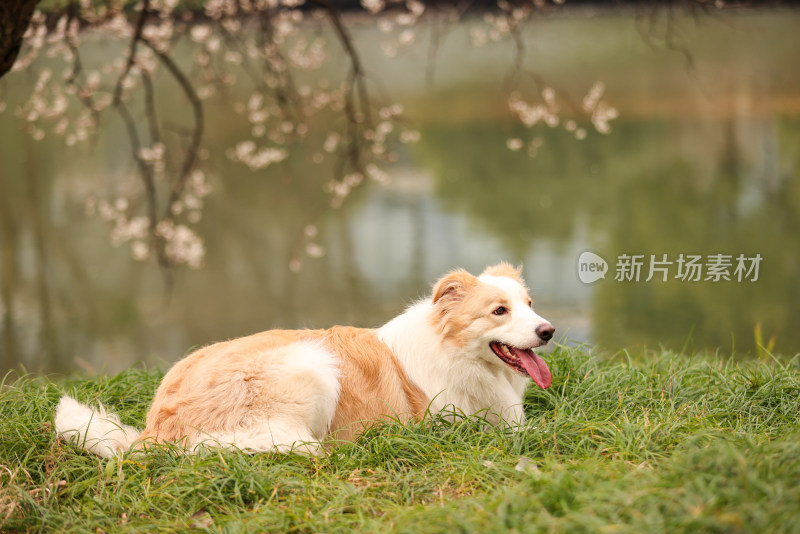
[55,263,554,458]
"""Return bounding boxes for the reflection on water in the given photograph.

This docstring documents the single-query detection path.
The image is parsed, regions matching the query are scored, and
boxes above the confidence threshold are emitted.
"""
[1,9,799,375]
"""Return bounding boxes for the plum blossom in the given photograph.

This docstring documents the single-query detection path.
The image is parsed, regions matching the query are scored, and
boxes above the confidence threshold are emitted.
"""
[163,224,205,269]
[582,81,619,134]
[507,82,619,155]
[361,0,385,15]
[230,141,289,170]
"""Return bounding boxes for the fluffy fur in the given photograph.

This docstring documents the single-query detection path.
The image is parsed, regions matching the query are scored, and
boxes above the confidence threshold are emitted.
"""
[55,263,554,458]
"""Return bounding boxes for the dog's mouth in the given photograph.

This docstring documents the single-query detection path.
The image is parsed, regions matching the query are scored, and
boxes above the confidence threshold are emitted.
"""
[490,342,552,389]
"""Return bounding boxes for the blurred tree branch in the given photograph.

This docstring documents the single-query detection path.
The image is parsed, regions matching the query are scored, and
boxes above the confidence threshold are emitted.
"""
[0,0,735,280]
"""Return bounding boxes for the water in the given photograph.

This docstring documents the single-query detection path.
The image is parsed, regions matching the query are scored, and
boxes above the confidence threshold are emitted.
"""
[1,8,798,375]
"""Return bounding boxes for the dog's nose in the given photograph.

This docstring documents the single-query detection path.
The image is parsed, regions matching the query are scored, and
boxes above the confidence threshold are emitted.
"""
[536,323,555,342]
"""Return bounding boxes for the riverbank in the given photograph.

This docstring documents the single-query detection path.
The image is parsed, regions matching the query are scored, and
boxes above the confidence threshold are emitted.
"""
[2,345,798,531]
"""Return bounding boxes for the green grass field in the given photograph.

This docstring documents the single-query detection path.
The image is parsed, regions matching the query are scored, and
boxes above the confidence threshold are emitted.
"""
[2,346,799,533]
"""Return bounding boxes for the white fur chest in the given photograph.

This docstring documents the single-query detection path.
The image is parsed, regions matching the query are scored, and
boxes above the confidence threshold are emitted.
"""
[377,300,528,424]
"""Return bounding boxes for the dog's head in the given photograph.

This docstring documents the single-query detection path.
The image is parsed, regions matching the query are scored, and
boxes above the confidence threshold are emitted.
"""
[431,262,554,389]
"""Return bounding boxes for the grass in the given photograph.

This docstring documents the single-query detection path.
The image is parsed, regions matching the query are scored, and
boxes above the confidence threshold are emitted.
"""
[2,346,800,533]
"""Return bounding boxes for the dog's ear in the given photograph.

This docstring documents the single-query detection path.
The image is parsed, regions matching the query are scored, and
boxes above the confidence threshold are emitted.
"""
[432,269,477,304]
[481,262,527,289]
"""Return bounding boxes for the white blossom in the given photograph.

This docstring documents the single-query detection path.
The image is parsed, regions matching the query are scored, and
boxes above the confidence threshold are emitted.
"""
[361,0,385,14]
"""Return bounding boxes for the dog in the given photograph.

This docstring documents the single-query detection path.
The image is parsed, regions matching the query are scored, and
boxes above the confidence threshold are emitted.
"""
[55,263,554,457]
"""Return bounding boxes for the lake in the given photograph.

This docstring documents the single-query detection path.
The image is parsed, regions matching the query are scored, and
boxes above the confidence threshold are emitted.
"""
[0,7,798,375]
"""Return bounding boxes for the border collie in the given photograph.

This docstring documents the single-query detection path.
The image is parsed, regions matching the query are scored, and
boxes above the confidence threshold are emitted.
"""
[55,263,554,457]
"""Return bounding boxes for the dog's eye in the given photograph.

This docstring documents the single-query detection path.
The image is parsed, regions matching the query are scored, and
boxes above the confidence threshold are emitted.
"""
[528,300,533,308]
[493,306,507,316]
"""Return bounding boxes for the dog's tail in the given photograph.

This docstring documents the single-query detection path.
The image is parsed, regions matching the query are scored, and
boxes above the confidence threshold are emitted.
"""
[54,396,141,458]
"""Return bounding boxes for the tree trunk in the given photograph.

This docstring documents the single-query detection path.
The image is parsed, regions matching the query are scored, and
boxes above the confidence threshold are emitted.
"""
[0,0,41,78]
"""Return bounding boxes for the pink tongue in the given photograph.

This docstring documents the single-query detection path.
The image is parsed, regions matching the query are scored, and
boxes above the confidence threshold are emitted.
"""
[514,348,552,389]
